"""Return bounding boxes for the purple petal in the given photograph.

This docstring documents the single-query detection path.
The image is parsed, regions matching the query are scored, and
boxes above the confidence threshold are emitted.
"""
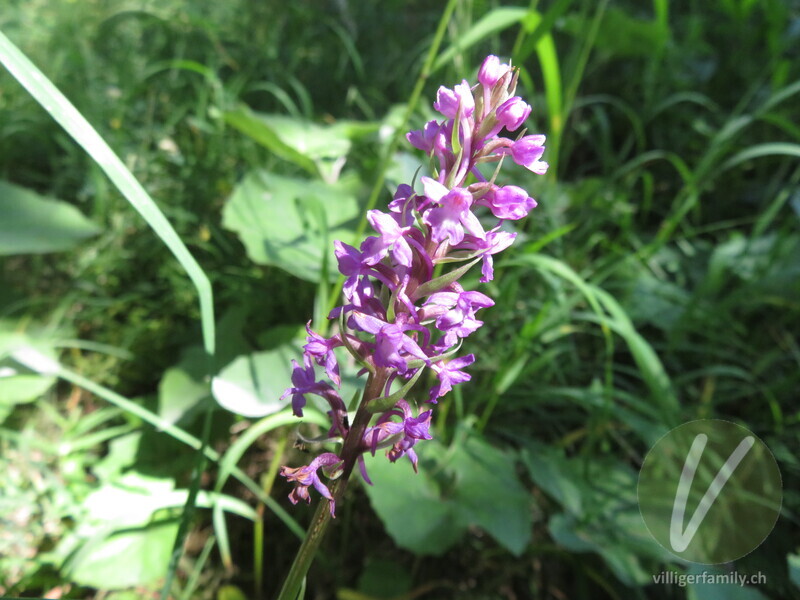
[421,176,448,203]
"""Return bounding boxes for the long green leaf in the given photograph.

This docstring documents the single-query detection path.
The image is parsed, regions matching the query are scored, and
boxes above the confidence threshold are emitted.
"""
[0,29,215,357]
[514,0,574,65]
[508,255,679,420]
[433,8,529,71]
[719,142,800,173]
[9,347,305,540]
[514,10,563,177]
[0,31,220,596]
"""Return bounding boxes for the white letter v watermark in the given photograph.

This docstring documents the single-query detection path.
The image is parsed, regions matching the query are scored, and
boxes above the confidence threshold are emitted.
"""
[669,433,755,552]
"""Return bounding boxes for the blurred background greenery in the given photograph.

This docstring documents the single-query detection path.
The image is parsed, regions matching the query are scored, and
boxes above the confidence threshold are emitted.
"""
[0,0,798,598]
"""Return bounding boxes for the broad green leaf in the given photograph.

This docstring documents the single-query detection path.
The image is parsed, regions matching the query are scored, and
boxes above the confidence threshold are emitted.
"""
[364,428,531,556]
[158,347,212,426]
[362,443,463,556]
[222,170,361,283]
[548,511,656,587]
[222,328,362,424]
[356,558,413,598]
[224,107,376,182]
[707,232,800,299]
[211,344,303,417]
[65,519,179,589]
[0,369,55,405]
[523,445,584,516]
[224,107,319,176]
[448,433,532,556]
[55,473,181,588]
[92,432,142,481]
[562,7,668,57]
[0,180,100,255]
[57,472,256,589]
[0,330,57,405]
[81,472,183,527]
[621,272,689,332]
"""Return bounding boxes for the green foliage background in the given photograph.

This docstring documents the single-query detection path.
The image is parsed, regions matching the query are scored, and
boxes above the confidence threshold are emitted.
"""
[0,0,798,599]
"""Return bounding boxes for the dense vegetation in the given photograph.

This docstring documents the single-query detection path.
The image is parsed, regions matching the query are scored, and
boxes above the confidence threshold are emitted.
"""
[1,1,798,599]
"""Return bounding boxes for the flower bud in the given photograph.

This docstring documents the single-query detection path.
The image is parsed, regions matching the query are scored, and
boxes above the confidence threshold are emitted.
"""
[484,185,537,220]
[406,120,441,153]
[510,135,548,174]
[477,55,508,87]
[433,80,475,119]
[496,96,531,131]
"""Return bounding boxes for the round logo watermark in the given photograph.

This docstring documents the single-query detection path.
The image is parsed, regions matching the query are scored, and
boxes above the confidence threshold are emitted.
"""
[638,419,782,564]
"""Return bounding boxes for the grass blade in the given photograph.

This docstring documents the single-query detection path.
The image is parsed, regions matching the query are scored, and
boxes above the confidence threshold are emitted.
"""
[0,29,215,356]
[433,7,529,72]
[719,142,800,173]
[9,347,307,541]
[0,30,221,595]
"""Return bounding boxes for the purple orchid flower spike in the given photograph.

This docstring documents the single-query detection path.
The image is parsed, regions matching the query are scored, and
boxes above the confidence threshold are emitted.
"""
[455,227,517,282]
[406,120,443,154]
[477,54,509,87]
[361,399,433,473]
[334,240,374,301]
[279,55,547,517]
[351,311,429,373]
[426,289,494,347]
[495,96,531,131]
[385,403,433,471]
[364,210,414,267]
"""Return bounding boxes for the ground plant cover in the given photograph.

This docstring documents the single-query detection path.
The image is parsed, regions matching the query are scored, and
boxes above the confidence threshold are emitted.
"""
[0,1,798,599]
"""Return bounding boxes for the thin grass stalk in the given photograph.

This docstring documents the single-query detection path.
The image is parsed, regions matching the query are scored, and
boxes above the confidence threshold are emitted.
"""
[256,428,290,600]
[160,408,214,600]
[10,351,309,540]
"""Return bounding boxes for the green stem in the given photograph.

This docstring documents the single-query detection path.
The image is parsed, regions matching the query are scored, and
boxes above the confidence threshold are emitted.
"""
[275,370,388,600]
[256,429,290,599]
[160,405,214,600]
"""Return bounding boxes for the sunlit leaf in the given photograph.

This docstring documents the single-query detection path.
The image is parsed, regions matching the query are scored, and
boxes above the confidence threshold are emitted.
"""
[222,171,361,283]
[0,180,100,255]
[212,344,303,418]
[65,519,179,589]
[363,427,531,556]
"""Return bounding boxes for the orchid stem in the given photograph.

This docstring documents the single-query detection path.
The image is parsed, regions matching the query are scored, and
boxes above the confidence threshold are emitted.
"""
[275,370,388,600]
